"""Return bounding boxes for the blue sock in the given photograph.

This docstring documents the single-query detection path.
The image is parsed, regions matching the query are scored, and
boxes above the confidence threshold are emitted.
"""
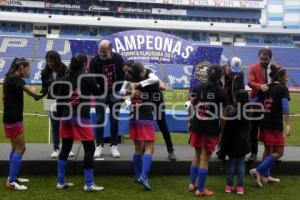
[141,154,152,180]
[8,152,23,183]
[57,160,67,185]
[84,169,93,187]
[256,156,277,174]
[8,151,14,174]
[133,154,142,179]
[197,168,208,193]
[190,165,198,185]
[262,168,271,178]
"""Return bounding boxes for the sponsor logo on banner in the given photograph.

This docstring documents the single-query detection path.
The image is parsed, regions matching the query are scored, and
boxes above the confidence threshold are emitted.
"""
[192,61,211,82]
[88,5,110,11]
[0,0,44,7]
[117,6,152,14]
[0,0,22,6]
[213,0,222,6]
[152,8,187,15]
[103,0,263,8]
[45,3,80,10]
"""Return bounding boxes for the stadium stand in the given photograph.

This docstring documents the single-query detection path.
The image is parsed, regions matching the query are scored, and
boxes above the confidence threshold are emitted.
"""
[0,36,35,58]
[271,47,300,68]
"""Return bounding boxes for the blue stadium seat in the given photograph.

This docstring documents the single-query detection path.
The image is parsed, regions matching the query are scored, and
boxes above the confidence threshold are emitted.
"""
[271,48,300,68]
[234,46,261,66]
[286,69,300,87]
[0,36,35,58]
[36,38,72,60]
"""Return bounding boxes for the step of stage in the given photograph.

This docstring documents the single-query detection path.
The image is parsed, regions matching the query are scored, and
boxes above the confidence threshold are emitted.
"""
[0,144,299,176]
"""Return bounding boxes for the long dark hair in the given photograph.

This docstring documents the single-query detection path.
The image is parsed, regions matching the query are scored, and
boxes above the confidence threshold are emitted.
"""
[207,64,224,85]
[45,50,67,74]
[69,53,88,78]
[129,62,145,82]
[269,64,287,84]
[235,90,249,106]
[123,60,135,69]
[6,57,30,77]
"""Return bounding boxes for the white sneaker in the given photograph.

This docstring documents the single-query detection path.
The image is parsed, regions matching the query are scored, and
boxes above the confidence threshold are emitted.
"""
[51,150,59,158]
[17,178,29,183]
[7,177,29,183]
[69,151,75,157]
[261,176,281,184]
[84,184,104,192]
[7,181,28,190]
[110,145,120,158]
[56,182,75,189]
[94,146,103,158]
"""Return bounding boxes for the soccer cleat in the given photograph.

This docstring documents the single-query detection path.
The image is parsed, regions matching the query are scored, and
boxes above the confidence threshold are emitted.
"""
[51,150,59,158]
[168,151,177,161]
[110,145,120,158]
[94,146,103,158]
[225,185,234,193]
[17,177,29,183]
[195,189,214,197]
[68,151,75,157]
[250,169,263,187]
[7,177,29,183]
[188,184,197,192]
[84,184,104,192]
[236,186,244,195]
[134,178,143,184]
[140,178,152,191]
[56,182,75,189]
[261,176,281,184]
[7,181,28,190]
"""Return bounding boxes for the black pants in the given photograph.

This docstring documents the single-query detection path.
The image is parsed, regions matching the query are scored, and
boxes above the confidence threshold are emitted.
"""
[154,101,174,153]
[250,119,259,155]
[49,112,60,150]
[95,99,121,146]
[59,138,95,169]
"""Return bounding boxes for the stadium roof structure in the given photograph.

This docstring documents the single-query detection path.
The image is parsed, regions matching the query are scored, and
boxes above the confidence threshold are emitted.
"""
[0,12,299,35]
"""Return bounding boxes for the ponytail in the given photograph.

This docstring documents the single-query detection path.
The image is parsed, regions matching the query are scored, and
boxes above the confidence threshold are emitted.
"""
[6,57,29,77]
[207,64,224,85]
[269,64,287,84]
[69,53,88,77]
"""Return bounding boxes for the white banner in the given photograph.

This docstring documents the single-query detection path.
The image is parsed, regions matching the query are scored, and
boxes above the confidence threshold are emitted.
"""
[44,2,81,10]
[88,5,110,12]
[103,0,264,9]
[116,6,152,13]
[0,0,44,8]
[152,8,187,15]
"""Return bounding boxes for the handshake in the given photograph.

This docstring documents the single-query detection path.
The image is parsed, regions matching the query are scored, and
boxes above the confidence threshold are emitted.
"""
[34,93,44,101]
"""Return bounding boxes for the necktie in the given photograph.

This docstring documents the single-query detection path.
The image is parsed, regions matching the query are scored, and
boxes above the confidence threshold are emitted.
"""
[264,65,268,84]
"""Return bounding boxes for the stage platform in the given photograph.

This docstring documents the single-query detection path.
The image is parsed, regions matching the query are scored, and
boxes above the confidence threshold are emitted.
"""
[0,144,299,176]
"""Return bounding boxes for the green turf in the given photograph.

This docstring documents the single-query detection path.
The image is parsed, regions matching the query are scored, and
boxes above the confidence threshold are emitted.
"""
[0,176,299,200]
[0,86,299,145]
